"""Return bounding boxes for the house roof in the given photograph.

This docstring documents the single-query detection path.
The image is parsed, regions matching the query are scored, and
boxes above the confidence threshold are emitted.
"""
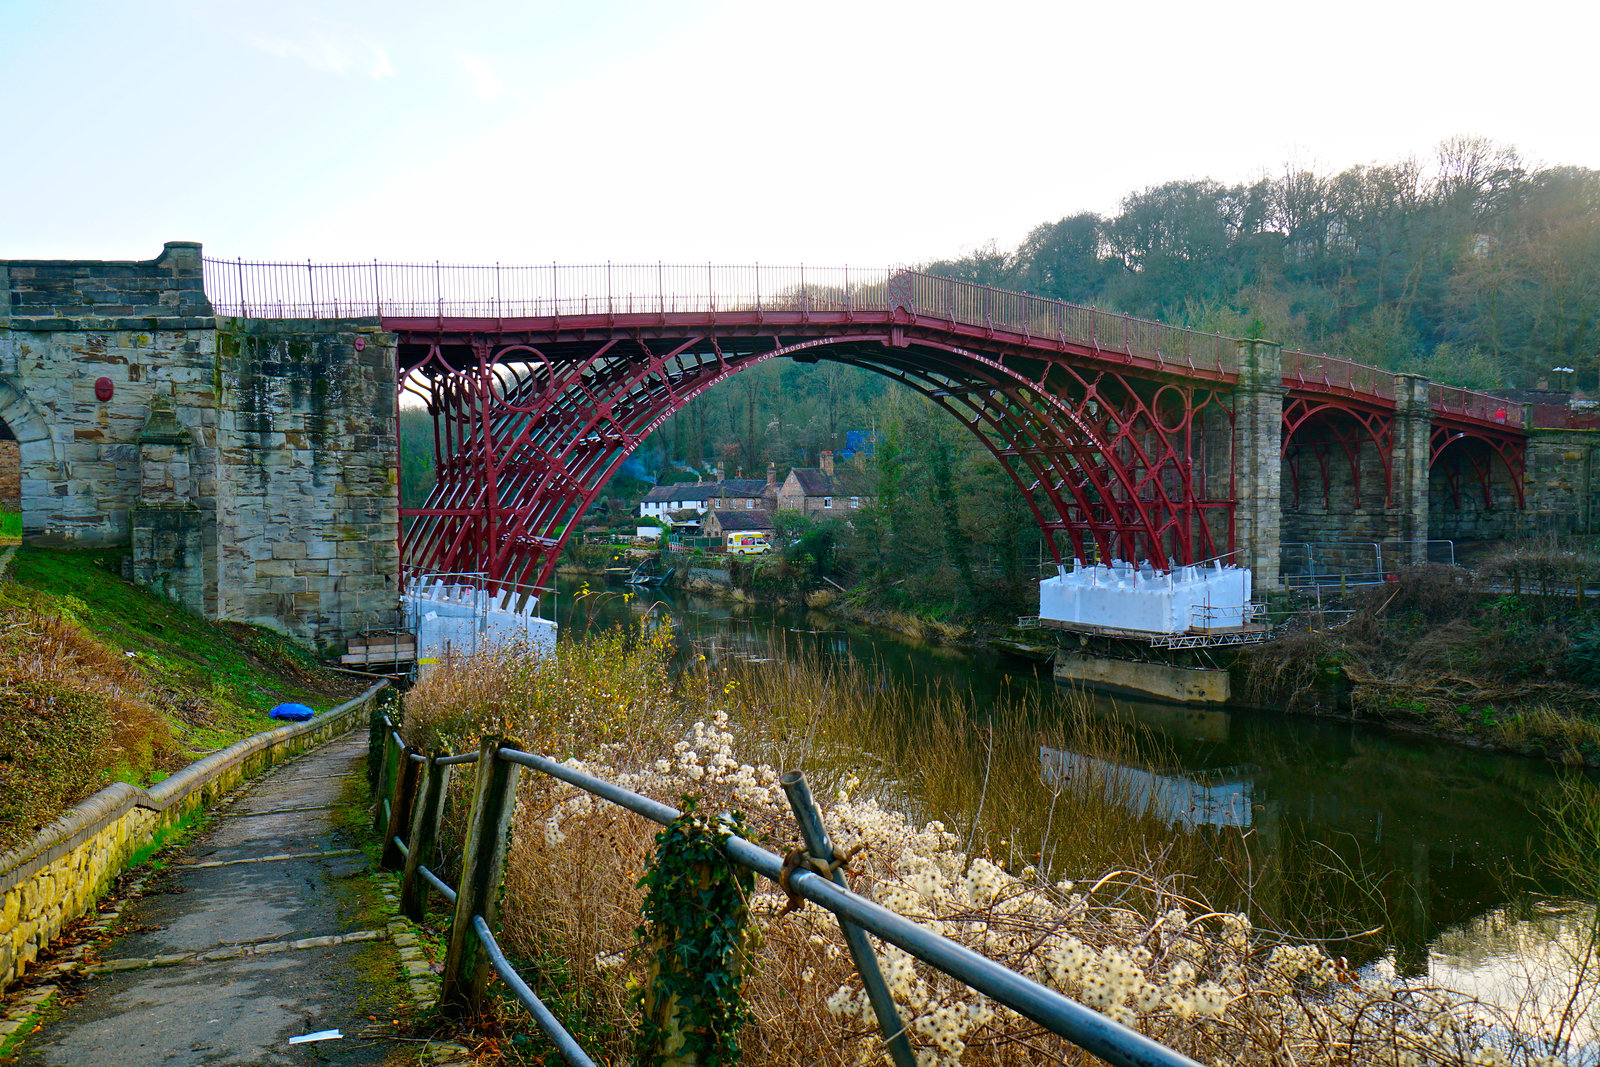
[790,468,832,496]
[832,470,873,496]
[666,509,702,523]
[642,483,717,503]
[711,510,774,532]
[719,478,769,497]
[788,468,873,498]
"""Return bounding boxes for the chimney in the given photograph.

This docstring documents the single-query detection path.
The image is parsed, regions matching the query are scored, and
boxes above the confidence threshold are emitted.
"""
[820,450,834,477]
[767,461,777,487]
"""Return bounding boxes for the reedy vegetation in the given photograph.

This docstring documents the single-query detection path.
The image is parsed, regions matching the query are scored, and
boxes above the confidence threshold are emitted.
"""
[1244,556,1600,760]
[402,628,1596,1066]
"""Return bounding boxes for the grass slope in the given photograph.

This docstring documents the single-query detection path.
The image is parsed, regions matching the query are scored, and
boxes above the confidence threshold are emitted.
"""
[0,547,363,852]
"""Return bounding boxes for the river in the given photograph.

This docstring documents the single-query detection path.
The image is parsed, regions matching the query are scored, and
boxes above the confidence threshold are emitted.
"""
[554,575,1597,1028]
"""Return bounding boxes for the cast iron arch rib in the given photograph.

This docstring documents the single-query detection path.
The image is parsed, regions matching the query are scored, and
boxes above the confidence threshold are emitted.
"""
[397,329,1238,592]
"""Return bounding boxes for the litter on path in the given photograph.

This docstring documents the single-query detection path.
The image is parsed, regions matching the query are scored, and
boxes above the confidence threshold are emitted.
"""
[287,1029,343,1044]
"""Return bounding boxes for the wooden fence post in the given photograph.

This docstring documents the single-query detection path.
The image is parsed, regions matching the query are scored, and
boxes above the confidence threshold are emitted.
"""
[373,728,403,834]
[439,737,523,1018]
[367,707,387,796]
[401,754,454,920]
[381,747,423,872]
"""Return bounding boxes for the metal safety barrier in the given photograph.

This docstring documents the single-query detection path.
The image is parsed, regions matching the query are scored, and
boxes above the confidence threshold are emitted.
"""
[206,257,1238,378]
[204,257,1524,428]
[367,710,1202,1067]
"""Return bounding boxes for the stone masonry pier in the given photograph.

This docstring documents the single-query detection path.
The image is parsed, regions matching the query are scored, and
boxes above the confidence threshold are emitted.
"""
[0,244,399,649]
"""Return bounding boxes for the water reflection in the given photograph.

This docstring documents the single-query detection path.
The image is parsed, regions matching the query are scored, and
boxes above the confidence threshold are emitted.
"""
[556,575,1593,986]
[1041,746,1256,830]
[1381,901,1600,1048]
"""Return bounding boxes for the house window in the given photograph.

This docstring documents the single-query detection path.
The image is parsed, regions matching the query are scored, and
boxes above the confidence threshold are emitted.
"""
[745,499,753,509]
[850,497,860,508]
[823,496,832,509]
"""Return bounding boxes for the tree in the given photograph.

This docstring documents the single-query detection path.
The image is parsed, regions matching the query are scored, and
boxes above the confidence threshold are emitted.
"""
[1011,214,1111,301]
[922,239,1013,288]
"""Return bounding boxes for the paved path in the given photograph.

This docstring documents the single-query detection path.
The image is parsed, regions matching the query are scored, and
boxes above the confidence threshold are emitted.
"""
[12,732,445,1066]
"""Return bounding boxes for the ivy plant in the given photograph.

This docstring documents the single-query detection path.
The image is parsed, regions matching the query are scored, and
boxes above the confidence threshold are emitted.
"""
[635,796,756,1067]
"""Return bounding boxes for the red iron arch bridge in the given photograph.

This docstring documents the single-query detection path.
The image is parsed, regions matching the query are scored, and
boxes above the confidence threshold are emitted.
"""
[204,259,1529,592]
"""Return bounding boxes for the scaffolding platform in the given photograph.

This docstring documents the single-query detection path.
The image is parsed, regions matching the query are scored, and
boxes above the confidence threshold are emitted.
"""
[1019,615,1272,650]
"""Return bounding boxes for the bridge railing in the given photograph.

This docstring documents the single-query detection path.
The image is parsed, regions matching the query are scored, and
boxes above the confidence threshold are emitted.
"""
[905,273,1237,375]
[202,257,1239,375]
[1430,382,1524,428]
[203,257,1522,417]
[368,709,1203,1067]
[1530,403,1600,429]
[202,258,899,320]
[1281,350,1396,400]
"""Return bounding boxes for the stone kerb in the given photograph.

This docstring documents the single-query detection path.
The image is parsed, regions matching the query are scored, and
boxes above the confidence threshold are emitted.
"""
[0,682,389,989]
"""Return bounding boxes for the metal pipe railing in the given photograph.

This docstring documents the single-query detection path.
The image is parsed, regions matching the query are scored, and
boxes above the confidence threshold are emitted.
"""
[205,257,1237,378]
[474,916,597,1067]
[207,256,1526,422]
[419,865,458,905]
[369,710,1203,1067]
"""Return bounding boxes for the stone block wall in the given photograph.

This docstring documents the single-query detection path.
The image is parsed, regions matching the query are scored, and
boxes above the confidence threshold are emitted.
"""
[1280,437,1405,553]
[0,440,17,512]
[0,244,401,646]
[1,242,211,329]
[1517,429,1600,537]
[215,319,400,647]
[0,243,220,574]
[1428,451,1522,541]
[1230,341,1286,588]
[1280,401,1410,557]
[0,685,387,990]
[0,325,219,554]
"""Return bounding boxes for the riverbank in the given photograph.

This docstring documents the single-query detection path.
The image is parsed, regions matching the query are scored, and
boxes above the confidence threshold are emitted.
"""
[566,553,988,644]
[1233,563,1600,767]
[567,549,1600,770]
[398,632,1600,1066]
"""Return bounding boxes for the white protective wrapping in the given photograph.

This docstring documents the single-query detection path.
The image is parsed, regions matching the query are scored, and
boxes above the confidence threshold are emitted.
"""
[403,580,558,677]
[1039,559,1251,635]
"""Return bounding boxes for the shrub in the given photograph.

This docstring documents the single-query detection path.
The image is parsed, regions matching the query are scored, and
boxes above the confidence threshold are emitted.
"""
[0,610,172,850]
[1564,631,1600,686]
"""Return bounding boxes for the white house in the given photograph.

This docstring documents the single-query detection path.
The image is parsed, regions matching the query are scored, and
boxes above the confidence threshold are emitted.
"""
[639,483,719,520]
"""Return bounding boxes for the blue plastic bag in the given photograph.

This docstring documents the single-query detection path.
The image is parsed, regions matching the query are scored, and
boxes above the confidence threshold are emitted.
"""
[269,702,316,722]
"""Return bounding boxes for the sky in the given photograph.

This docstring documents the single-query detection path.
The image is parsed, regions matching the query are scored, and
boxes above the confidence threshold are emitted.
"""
[3,0,1597,269]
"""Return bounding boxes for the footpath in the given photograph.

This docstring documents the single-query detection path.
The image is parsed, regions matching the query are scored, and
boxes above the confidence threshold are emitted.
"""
[6,731,464,1066]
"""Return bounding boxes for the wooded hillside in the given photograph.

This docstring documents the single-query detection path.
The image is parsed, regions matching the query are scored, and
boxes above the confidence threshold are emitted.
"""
[926,138,1599,392]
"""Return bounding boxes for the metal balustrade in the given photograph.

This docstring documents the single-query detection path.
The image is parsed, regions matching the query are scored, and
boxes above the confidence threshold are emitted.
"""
[367,709,1202,1067]
[204,257,1236,376]
[204,256,1525,426]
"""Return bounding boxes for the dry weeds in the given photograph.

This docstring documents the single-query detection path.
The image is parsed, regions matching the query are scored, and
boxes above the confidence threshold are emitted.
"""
[401,632,1596,1066]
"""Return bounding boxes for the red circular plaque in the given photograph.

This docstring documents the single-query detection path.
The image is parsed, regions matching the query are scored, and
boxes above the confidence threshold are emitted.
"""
[94,377,114,402]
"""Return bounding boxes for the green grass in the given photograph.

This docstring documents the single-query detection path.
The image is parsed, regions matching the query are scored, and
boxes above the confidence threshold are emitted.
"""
[0,508,21,542]
[0,545,364,851]
[6,546,359,740]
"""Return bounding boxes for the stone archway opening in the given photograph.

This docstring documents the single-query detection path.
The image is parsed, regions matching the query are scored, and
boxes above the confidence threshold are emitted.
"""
[0,418,18,540]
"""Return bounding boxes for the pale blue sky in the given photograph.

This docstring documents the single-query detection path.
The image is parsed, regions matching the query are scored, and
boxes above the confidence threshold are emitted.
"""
[4,0,1596,267]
